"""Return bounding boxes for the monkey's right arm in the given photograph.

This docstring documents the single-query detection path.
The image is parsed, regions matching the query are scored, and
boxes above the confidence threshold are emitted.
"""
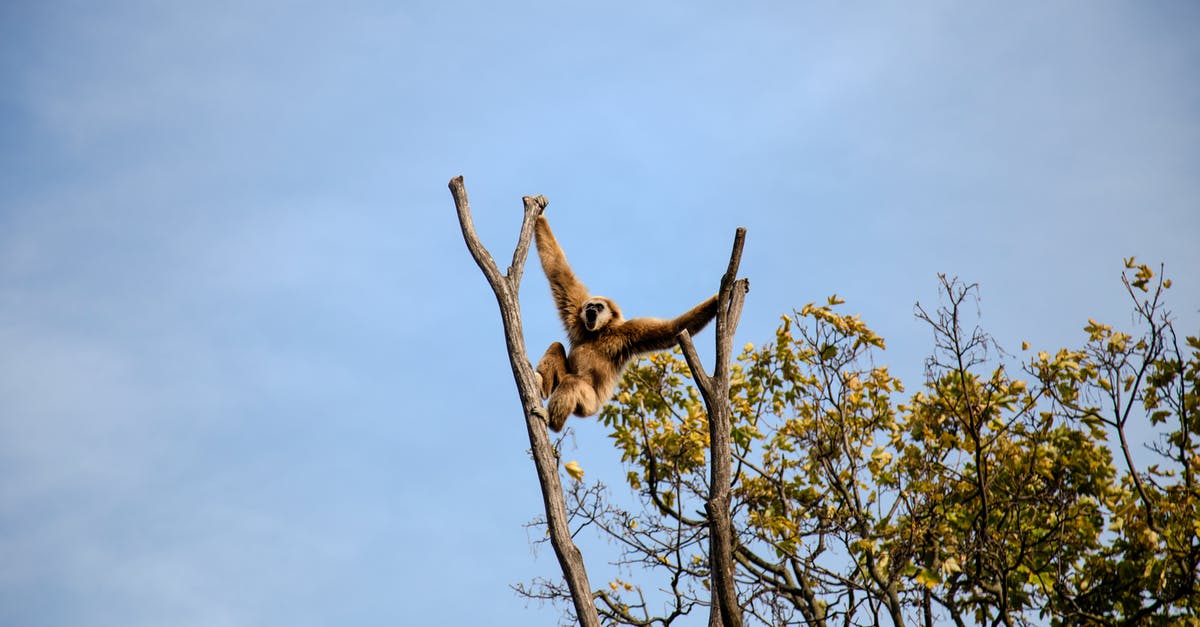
[535,216,590,344]
[622,294,720,355]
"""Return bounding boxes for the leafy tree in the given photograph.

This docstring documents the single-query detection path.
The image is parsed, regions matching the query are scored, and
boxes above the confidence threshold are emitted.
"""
[523,261,1198,626]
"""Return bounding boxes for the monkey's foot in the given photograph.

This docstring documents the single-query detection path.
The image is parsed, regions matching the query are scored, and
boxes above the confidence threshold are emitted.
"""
[533,372,549,400]
[529,405,549,423]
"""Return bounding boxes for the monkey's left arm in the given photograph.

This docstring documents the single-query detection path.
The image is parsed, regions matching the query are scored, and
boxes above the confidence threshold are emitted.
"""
[536,216,591,344]
[623,295,719,355]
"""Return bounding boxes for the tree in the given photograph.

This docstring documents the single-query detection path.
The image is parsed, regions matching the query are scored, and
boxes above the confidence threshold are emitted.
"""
[450,178,602,627]
[451,178,1196,625]
[521,261,1198,626]
[451,177,749,627]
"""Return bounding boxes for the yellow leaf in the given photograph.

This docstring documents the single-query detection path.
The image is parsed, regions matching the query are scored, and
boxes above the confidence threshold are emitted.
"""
[564,460,585,482]
[914,568,942,588]
[851,538,874,552]
[1021,341,1029,351]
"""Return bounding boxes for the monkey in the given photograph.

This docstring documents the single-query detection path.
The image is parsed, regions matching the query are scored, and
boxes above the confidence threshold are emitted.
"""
[532,214,719,431]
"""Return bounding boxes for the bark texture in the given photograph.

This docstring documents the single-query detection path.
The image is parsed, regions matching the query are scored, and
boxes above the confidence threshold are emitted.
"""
[677,228,749,627]
[448,176,601,627]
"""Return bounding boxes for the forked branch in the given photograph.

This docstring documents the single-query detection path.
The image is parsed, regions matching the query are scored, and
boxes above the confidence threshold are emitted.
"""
[448,176,601,627]
[677,227,749,627]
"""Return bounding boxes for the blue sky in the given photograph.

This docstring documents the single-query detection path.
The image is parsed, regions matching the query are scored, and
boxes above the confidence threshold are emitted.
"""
[1,2,1197,625]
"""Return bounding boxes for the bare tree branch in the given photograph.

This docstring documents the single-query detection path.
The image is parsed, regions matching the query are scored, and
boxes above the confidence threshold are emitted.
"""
[448,176,601,627]
[678,227,749,627]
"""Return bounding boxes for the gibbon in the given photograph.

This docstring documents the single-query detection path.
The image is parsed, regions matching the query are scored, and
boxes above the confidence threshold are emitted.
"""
[533,215,719,431]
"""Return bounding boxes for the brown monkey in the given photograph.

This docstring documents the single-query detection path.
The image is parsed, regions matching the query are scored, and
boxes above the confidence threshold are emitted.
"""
[532,215,719,431]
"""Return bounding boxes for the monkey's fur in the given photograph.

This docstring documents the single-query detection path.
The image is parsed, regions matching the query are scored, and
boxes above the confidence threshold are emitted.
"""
[533,215,719,431]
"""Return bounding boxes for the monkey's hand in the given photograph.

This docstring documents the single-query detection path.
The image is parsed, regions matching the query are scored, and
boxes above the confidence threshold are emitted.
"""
[525,194,549,215]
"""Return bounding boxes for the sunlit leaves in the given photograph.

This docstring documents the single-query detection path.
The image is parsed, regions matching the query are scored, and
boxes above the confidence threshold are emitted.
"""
[1124,256,1157,292]
[555,261,1198,626]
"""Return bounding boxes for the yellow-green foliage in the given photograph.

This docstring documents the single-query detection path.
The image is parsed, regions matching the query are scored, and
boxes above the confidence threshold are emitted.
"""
[581,262,1199,626]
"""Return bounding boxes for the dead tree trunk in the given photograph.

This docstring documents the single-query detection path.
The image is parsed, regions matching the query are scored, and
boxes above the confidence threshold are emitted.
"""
[678,229,749,627]
[448,176,601,627]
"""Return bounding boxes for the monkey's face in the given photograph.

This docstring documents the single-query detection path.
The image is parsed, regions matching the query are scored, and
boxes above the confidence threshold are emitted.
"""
[581,297,619,332]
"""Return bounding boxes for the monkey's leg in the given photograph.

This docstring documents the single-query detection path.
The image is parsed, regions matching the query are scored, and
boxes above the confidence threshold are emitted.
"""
[548,375,600,431]
[535,342,567,400]
[572,385,603,418]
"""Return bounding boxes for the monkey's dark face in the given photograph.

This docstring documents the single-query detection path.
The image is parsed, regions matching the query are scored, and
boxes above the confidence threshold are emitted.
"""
[581,297,619,332]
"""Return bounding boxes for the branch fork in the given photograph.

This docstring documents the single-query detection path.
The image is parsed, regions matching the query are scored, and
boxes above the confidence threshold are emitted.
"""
[449,176,601,627]
[676,227,749,627]
[451,175,749,627]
